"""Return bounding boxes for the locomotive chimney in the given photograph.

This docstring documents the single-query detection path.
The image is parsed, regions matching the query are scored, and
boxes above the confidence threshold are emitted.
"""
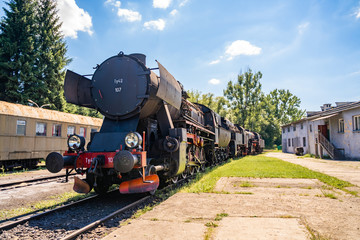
[130,53,146,65]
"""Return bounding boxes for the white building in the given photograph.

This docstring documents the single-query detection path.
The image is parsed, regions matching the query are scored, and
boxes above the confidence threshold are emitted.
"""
[282,101,360,160]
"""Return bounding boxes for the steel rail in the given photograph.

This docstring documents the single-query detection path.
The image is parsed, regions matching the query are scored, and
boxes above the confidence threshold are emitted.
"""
[0,173,75,189]
[0,191,102,231]
[61,196,151,240]
[60,174,196,240]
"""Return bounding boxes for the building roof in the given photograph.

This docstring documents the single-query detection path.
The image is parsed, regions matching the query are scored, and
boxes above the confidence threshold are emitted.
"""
[0,101,103,126]
[281,100,360,127]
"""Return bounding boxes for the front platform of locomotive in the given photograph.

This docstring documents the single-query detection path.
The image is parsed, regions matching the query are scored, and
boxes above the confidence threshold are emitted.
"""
[45,52,163,195]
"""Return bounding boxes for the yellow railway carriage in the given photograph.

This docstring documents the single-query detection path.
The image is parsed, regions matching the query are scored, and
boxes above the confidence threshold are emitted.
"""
[0,101,103,170]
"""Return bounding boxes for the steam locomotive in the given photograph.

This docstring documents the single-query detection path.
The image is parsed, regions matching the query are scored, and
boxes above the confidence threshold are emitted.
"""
[45,52,264,195]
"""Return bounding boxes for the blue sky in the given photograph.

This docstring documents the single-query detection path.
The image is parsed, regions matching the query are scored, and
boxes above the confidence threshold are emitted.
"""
[1,0,360,111]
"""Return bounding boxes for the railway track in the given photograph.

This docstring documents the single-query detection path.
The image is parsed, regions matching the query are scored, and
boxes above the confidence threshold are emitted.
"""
[0,173,75,191]
[0,175,192,240]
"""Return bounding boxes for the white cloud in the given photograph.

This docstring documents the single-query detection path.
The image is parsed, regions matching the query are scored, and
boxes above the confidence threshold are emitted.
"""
[170,9,178,16]
[356,7,360,18]
[117,8,142,22]
[179,0,189,7]
[298,22,309,34]
[144,19,166,31]
[105,0,120,8]
[209,59,220,65]
[225,40,261,60]
[208,78,221,85]
[57,0,93,39]
[105,0,141,22]
[153,0,172,9]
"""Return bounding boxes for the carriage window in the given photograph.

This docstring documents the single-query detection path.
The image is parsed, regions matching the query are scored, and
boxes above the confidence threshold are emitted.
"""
[79,127,86,138]
[67,126,75,136]
[36,122,47,136]
[91,128,98,133]
[52,124,62,137]
[16,120,26,135]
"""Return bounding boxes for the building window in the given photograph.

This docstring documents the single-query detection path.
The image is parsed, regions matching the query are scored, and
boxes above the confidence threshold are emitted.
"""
[67,126,75,136]
[36,122,47,136]
[301,123,303,129]
[52,124,62,137]
[79,127,86,138]
[16,120,26,135]
[291,138,294,147]
[293,126,296,131]
[282,128,285,133]
[288,139,291,147]
[310,124,312,132]
[353,115,360,131]
[288,127,290,132]
[303,137,306,147]
[338,119,344,133]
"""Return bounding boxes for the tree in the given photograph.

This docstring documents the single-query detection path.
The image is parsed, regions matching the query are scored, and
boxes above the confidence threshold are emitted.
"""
[223,68,263,131]
[223,69,305,148]
[264,89,305,125]
[260,89,305,147]
[0,0,71,111]
[187,90,229,118]
[0,0,38,104]
[35,0,71,111]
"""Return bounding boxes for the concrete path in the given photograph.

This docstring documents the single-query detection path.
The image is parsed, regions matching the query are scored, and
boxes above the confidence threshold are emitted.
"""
[102,192,310,240]
[102,152,360,240]
[266,152,360,187]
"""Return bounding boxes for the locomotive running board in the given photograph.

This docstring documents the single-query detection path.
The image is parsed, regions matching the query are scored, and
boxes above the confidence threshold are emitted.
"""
[119,174,159,194]
[73,176,91,194]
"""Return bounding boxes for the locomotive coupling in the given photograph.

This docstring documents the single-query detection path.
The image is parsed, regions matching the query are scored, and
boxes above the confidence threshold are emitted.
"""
[45,152,76,173]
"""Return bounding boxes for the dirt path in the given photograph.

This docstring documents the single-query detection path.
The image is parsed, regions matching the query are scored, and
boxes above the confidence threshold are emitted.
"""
[0,169,74,211]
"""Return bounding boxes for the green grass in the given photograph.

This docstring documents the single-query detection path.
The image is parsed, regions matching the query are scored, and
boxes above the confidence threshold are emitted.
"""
[181,155,353,194]
[298,153,318,159]
[0,191,95,221]
[0,165,46,177]
[214,213,228,221]
[236,181,255,188]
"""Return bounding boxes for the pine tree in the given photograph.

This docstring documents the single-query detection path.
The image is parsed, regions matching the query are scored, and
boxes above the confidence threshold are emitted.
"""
[0,0,71,111]
[36,0,71,111]
[0,0,38,104]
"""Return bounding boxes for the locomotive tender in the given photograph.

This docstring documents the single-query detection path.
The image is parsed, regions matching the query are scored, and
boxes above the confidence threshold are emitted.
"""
[45,52,264,195]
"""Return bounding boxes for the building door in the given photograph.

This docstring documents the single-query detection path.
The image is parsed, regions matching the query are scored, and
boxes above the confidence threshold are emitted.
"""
[318,125,328,139]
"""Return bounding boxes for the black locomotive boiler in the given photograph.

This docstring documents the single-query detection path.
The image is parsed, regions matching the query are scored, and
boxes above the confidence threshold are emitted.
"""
[45,52,264,195]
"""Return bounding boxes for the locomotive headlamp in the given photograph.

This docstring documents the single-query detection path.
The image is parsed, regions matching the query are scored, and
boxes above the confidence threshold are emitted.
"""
[125,132,142,148]
[67,134,85,151]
